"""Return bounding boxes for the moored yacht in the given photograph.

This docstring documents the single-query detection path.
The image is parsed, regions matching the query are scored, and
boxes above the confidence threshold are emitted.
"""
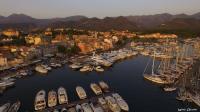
[112,93,129,111]
[58,87,68,104]
[61,108,68,112]
[80,65,93,72]
[68,107,76,112]
[8,101,21,112]
[76,104,84,112]
[76,86,87,99]
[81,103,93,112]
[99,81,109,92]
[0,103,10,112]
[35,65,48,74]
[90,83,102,95]
[90,102,104,112]
[48,90,57,107]
[105,96,121,112]
[98,97,109,111]
[188,93,200,107]
[34,90,46,110]
[163,86,177,92]
[0,80,15,88]
[95,66,104,72]
[143,74,173,85]
[69,63,82,70]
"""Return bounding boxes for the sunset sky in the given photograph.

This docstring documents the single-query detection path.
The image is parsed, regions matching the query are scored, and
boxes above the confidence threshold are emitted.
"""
[0,0,200,18]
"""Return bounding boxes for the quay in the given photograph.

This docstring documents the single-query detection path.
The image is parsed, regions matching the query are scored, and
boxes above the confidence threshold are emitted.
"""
[35,92,113,112]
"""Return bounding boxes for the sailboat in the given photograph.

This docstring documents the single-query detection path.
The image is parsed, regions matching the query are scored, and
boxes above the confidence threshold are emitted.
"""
[143,51,173,85]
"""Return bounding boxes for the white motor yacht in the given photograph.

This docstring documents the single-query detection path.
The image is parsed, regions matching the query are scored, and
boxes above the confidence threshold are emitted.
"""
[34,90,46,111]
[90,102,104,112]
[95,66,104,72]
[35,65,48,74]
[81,103,93,112]
[99,81,109,92]
[90,83,102,95]
[76,86,87,99]
[8,101,21,112]
[112,93,129,111]
[69,63,82,69]
[76,104,84,112]
[105,96,121,112]
[0,103,10,112]
[58,87,68,104]
[80,65,93,72]
[48,90,57,107]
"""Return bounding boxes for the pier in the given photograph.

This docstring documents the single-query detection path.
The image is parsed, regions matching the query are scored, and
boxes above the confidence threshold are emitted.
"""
[35,92,113,112]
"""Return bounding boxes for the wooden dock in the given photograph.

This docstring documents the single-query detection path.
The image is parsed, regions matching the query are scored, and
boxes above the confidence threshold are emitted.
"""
[35,92,113,112]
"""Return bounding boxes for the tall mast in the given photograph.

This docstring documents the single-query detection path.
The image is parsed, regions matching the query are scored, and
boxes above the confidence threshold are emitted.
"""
[152,51,155,75]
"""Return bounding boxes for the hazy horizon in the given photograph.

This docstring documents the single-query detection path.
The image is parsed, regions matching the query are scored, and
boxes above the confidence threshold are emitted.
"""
[0,0,200,19]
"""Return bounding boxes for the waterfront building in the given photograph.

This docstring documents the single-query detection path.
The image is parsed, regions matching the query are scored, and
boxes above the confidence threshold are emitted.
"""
[2,29,19,37]
[0,54,8,67]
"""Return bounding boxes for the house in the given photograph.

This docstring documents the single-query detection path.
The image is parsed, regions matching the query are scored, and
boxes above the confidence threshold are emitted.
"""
[0,54,8,67]
[2,29,19,37]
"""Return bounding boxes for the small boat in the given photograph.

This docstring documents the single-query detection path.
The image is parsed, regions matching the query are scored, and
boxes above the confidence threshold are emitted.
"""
[58,87,68,104]
[98,97,109,110]
[8,101,21,112]
[163,86,177,92]
[112,93,129,111]
[68,107,76,112]
[61,108,68,112]
[81,103,93,112]
[34,90,46,110]
[105,96,121,112]
[0,103,10,112]
[56,63,62,67]
[99,81,109,92]
[90,102,104,112]
[80,65,93,72]
[95,66,104,72]
[76,104,84,112]
[76,86,87,99]
[90,83,102,95]
[50,63,57,68]
[48,90,57,107]
[35,65,48,74]
[0,80,15,88]
[18,70,28,76]
[69,63,82,70]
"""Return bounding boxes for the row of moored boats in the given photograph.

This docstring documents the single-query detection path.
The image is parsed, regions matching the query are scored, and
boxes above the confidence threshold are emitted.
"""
[34,81,129,112]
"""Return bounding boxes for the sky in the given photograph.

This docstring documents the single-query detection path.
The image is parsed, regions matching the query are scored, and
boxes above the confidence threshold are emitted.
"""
[0,0,200,19]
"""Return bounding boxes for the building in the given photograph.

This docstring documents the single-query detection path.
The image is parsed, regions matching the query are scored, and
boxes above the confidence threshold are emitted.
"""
[25,35,42,45]
[2,29,19,37]
[0,54,8,67]
[138,33,178,39]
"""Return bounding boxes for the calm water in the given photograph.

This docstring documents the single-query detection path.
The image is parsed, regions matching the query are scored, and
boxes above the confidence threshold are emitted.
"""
[0,55,198,112]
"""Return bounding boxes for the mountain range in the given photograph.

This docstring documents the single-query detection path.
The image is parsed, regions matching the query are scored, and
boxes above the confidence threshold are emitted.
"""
[0,13,200,32]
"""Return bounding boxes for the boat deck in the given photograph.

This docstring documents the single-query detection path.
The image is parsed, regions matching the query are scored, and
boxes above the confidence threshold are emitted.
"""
[35,92,113,112]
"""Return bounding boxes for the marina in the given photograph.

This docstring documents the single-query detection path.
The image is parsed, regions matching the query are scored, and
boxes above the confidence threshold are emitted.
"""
[0,38,200,111]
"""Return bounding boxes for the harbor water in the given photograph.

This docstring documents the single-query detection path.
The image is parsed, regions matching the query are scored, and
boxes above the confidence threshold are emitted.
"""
[0,55,199,112]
